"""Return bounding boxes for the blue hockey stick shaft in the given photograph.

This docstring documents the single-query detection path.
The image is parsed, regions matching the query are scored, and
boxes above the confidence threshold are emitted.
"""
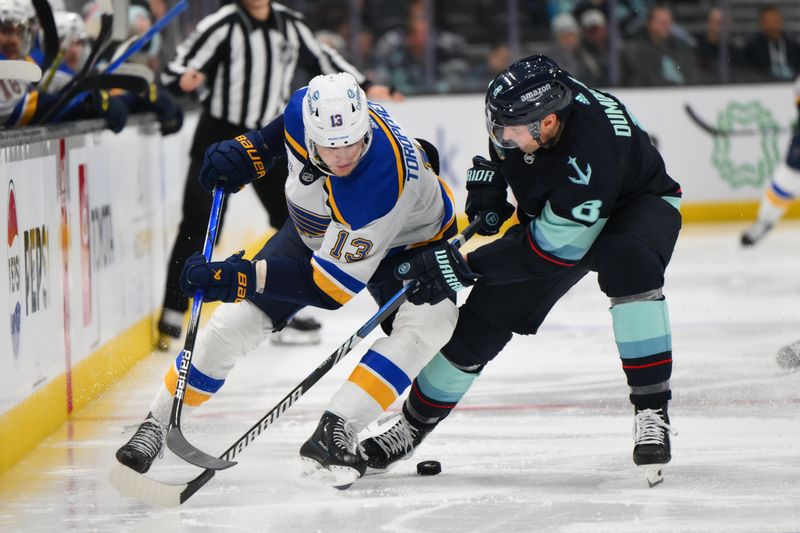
[165,185,238,471]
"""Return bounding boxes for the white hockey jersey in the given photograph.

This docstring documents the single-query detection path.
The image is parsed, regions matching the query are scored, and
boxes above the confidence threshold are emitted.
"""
[275,87,456,307]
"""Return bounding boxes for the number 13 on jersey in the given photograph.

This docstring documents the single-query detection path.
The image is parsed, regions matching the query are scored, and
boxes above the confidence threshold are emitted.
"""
[330,230,373,262]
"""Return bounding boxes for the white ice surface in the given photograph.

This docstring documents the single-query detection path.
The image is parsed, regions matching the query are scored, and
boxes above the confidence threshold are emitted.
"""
[1,222,799,532]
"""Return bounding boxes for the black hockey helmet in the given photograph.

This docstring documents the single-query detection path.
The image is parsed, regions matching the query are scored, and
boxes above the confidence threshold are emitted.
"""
[485,55,573,149]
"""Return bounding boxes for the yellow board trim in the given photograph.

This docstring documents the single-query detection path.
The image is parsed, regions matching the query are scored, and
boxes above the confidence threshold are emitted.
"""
[0,314,153,475]
[348,365,396,410]
[679,200,800,222]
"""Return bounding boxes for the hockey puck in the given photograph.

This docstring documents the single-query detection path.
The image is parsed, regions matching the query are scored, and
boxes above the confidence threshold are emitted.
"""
[416,460,441,476]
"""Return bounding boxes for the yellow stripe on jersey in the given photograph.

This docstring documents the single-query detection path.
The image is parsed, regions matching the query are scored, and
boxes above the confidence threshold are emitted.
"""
[19,91,39,126]
[368,110,405,196]
[311,257,354,305]
[324,177,349,227]
[347,365,397,410]
[164,366,212,407]
[285,129,308,159]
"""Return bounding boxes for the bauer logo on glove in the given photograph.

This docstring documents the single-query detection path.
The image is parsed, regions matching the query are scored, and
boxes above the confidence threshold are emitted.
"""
[179,251,256,303]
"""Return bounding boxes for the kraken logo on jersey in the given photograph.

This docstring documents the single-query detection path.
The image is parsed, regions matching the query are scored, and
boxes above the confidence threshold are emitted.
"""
[567,156,592,185]
[397,262,411,276]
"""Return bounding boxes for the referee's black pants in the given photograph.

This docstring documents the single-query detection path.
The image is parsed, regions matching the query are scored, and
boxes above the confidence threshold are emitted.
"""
[158,113,289,337]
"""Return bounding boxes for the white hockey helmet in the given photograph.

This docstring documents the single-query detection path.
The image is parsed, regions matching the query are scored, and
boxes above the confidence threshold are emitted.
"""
[302,72,372,173]
[0,0,36,57]
[54,11,87,48]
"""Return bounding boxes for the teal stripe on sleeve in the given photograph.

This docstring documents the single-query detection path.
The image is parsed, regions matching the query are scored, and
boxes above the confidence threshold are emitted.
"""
[416,352,479,403]
[531,202,607,261]
[616,336,672,359]
[610,300,671,343]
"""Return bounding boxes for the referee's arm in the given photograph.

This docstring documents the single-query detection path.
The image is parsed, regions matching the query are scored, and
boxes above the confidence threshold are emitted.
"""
[161,6,235,93]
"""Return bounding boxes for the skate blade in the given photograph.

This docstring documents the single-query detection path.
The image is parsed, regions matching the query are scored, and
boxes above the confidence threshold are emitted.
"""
[299,457,360,490]
[642,465,664,488]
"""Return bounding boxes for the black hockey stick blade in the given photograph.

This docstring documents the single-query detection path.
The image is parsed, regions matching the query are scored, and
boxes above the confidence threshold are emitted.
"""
[166,427,237,470]
[72,72,149,94]
[684,103,785,137]
[31,0,58,73]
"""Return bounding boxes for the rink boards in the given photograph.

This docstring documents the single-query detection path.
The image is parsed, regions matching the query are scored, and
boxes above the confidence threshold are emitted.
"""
[0,117,189,473]
[0,81,798,475]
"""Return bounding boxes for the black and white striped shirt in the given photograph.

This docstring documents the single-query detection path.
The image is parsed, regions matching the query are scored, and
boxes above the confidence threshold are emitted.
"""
[162,2,365,130]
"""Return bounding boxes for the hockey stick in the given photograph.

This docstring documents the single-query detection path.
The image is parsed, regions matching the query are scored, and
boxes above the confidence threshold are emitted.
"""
[49,0,188,123]
[110,217,481,506]
[0,60,42,82]
[32,0,59,73]
[684,103,788,136]
[114,62,155,85]
[38,48,64,91]
[72,72,150,93]
[164,185,237,472]
[34,13,114,124]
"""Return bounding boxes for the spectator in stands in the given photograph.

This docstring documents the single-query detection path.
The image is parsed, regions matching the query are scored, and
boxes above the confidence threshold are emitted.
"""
[465,39,512,92]
[571,0,646,38]
[620,3,700,87]
[579,8,610,86]
[741,4,800,81]
[547,12,600,86]
[371,0,470,95]
[694,7,743,83]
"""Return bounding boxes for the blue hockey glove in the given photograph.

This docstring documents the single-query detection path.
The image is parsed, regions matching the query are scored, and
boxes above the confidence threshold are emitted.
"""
[179,251,256,303]
[395,243,479,305]
[198,130,275,194]
[464,155,515,236]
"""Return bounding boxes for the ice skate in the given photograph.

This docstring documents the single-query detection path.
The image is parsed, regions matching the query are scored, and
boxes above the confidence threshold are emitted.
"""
[740,219,774,247]
[633,405,677,487]
[776,340,800,370]
[115,415,167,474]
[299,412,366,489]
[271,315,322,346]
[361,412,430,474]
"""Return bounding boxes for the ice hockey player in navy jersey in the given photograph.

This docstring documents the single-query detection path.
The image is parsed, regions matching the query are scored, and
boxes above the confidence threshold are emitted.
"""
[115,72,458,489]
[362,55,683,487]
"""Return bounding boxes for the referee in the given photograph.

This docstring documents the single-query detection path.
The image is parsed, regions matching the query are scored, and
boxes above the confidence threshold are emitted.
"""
[157,0,400,349]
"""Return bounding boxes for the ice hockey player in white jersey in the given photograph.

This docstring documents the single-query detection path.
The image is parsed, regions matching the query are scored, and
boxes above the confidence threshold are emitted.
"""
[115,72,458,488]
[741,75,800,247]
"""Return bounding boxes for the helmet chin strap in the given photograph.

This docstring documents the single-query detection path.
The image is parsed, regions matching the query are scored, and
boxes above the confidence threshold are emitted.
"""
[527,117,565,151]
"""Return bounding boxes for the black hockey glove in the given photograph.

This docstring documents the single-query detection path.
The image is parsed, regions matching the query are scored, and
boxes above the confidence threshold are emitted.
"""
[87,90,129,133]
[179,251,256,303]
[149,85,184,135]
[395,242,478,306]
[199,130,275,194]
[464,156,515,236]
